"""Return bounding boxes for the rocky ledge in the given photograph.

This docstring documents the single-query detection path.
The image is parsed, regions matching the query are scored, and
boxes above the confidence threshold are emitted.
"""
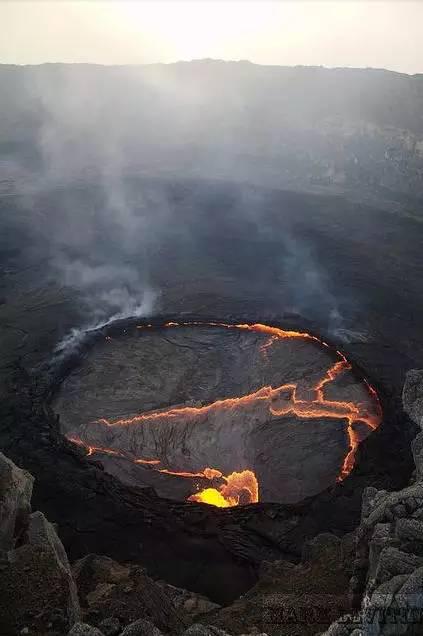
[0,445,353,636]
[0,452,80,634]
[2,369,423,636]
[322,369,423,635]
[0,449,269,635]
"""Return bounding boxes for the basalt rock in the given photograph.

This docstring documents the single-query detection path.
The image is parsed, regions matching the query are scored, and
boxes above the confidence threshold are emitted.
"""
[181,626,269,635]
[97,618,121,636]
[119,619,164,636]
[182,627,231,636]
[161,583,221,620]
[68,624,105,636]
[72,554,185,634]
[403,370,423,429]
[66,620,269,636]
[194,531,353,636]
[373,547,423,585]
[0,451,33,551]
[411,432,423,481]
[322,369,423,635]
[0,455,80,636]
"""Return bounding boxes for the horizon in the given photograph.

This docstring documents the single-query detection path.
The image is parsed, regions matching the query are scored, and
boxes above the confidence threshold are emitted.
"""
[1,58,421,78]
[2,1,422,75]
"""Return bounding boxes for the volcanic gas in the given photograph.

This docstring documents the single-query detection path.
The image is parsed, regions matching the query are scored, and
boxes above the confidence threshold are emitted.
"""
[54,321,382,508]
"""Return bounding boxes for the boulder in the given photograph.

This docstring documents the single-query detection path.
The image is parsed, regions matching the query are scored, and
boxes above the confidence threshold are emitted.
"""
[183,628,269,636]
[120,619,163,636]
[302,532,343,565]
[73,554,184,633]
[0,458,80,635]
[322,370,423,636]
[27,511,76,577]
[68,623,105,636]
[0,451,33,551]
[411,432,423,479]
[320,618,356,636]
[395,518,423,544]
[362,487,388,521]
[361,574,411,635]
[373,547,423,585]
[403,370,423,428]
[161,581,220,618]
[73,554,130,603]
[97,617,121,636]
[183,626,231,635]
[396,566,423,606]
[372,574,409,599]
[183,596,220,617]
[367,524,397,581]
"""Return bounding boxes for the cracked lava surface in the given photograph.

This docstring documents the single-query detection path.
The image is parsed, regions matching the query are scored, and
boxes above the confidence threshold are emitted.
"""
[54,322,382,507]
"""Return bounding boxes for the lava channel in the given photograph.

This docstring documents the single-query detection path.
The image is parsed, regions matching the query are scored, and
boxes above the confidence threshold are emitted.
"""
[66,321,382,508]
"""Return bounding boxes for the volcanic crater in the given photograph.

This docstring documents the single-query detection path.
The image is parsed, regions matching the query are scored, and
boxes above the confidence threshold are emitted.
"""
[53,321,382,507]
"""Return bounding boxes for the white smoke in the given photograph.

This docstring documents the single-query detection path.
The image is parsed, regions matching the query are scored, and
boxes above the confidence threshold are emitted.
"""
[55,286,158,357]
[20,68,171,355]
[11,63,349,353]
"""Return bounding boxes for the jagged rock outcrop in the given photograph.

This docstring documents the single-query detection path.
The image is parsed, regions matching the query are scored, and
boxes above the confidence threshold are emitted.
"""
[72,554,185,634]
[193,531,354,636]
[1,369,420,636]
[403,369,423,428]
[0,451,33,551]
[0,452,81,635]
[158,583,220,621]
[188,626,271,635]
[119,618,164,636]
[182,627,231,635]
[0,451,268,636]
[323,369,423,635]
[97,617,121,636]
[68,621,269,636]
[69,624,105,636]
[70,549,275,636]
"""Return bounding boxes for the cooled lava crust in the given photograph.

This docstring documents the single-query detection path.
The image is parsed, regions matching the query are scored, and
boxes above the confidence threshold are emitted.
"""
[53,320,382,507]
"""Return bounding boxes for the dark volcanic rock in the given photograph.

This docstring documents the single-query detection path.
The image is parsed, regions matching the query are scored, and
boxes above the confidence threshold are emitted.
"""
[120,619,163,636]
[322,369,423,635]
[182,627,230,636]
[97,618,121,636]
[395,518,423,544]
[0,454,80,636]
[68,624,105,636]
[202,532,352,636]
[158,582,220,622]
[73,554,184,634]
[374,546,423,584]
[0,451,33,551]
[403,369,423,428]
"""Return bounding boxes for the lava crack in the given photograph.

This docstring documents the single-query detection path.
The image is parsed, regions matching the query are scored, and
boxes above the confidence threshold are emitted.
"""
[66,321,382,508]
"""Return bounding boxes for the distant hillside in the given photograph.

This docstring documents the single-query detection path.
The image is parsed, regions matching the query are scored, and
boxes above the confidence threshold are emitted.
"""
[1,60,423,196]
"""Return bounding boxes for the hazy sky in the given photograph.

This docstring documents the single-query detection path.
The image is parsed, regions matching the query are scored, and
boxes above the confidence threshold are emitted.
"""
[2,1,422,74]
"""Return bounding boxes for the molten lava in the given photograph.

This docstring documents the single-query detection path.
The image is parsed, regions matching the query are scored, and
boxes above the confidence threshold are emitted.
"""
[67,321,382,508]
[189,470,259,507]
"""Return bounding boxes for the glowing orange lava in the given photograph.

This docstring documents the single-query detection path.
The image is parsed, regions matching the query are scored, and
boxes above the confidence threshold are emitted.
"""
[189,470,259,507]
[67,321,382,508]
